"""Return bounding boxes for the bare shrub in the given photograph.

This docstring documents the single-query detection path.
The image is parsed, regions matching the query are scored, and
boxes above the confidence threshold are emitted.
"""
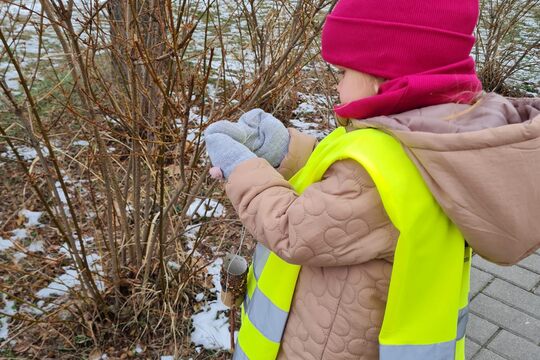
[0,0,336,356]
[475,0,540,95]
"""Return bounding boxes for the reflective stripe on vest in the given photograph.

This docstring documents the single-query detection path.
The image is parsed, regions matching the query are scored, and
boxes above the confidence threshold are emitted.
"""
[234,243,300,360]
[234,127,471,360]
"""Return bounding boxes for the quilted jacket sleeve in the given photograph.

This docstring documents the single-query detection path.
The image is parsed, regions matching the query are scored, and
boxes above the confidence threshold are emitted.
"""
[225,157,398,267]
[276,128,318,180]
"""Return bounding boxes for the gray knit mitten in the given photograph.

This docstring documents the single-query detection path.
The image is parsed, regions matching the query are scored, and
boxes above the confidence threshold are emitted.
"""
[204,133,256,178]
[204,109,289,167]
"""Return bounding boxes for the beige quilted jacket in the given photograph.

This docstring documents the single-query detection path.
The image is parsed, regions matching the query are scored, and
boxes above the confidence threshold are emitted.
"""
[225,93,540,359]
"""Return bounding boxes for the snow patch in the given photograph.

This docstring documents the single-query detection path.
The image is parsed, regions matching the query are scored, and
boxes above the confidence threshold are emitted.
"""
[13,252,27,261]
[186,129,199,143]
[186,198,224,219]
[72,140,89,146]
[206,258,223,293]
[289,119,318,130]
[59,236,95,255]
[0,237,13,251]
[27,240,44,253]
[44,249,105,293]
[167,261,181,271]
[191,258,237,351]
[36,267,80,298]
[20,209,43,227]
[293,101,317,115]
[189,108,209,124]
[289,119,329,140]
[0,294,16,340]
[184,224,200,240]
[2,210,45,254]
[0,145,49,161]
[19,303,45,316]
[54,181,68,204]
[183,224,202,257]
[10,228,28,241]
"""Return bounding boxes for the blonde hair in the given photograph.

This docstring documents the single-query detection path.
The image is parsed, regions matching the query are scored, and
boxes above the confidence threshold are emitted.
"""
[441,91,485,121]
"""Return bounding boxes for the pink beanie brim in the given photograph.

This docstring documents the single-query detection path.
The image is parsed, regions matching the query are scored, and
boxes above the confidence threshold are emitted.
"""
[322,15,476,79]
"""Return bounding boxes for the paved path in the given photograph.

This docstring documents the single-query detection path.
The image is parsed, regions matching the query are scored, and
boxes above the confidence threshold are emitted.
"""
[466,249,540,359]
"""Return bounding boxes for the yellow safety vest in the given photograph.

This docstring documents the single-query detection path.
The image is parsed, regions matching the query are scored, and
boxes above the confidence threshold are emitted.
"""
[234,127,471,360]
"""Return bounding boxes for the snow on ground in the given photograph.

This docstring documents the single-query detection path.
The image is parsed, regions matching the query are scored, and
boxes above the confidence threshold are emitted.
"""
[206,258,224,293]
[1,221,103,340]
[290,92,334,139]
[54,181,68,205]
[190,258,237,351]
[186,198,225,219]
[0,237,13,251]
[59,236,95,255]
[0,209,44,254]
[173,108,207,143]
[72,140,90,147]
[184,224,200,240]
[36,267,80,298]
[167,261,181,271]
[183,224,202,257]
[12,252,27,261]
[20,209,43,227]
[27,240,44,253]
[0,294,16,340]
[293,101,317,115]
[0,145,50,161]
[38,237,104,298]
[186,130,199,143]
[289,119,329,140]
[189,107,209,124]
[19,303,45,316]
[10,228,28,241]
[34,255,105,299]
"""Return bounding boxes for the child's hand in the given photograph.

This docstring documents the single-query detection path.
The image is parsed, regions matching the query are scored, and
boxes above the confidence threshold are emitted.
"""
[209,166,224,180]
[204,133,256,179]
[204,109,289,167]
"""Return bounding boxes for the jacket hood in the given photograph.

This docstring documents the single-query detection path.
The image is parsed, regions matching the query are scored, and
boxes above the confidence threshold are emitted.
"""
[345,92,540,265]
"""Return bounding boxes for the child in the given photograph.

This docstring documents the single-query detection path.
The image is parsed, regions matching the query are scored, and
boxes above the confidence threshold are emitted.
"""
[204,0,540,359]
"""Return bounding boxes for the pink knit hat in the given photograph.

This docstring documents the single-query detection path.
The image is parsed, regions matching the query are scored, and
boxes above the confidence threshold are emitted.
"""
[322,0,482,119]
